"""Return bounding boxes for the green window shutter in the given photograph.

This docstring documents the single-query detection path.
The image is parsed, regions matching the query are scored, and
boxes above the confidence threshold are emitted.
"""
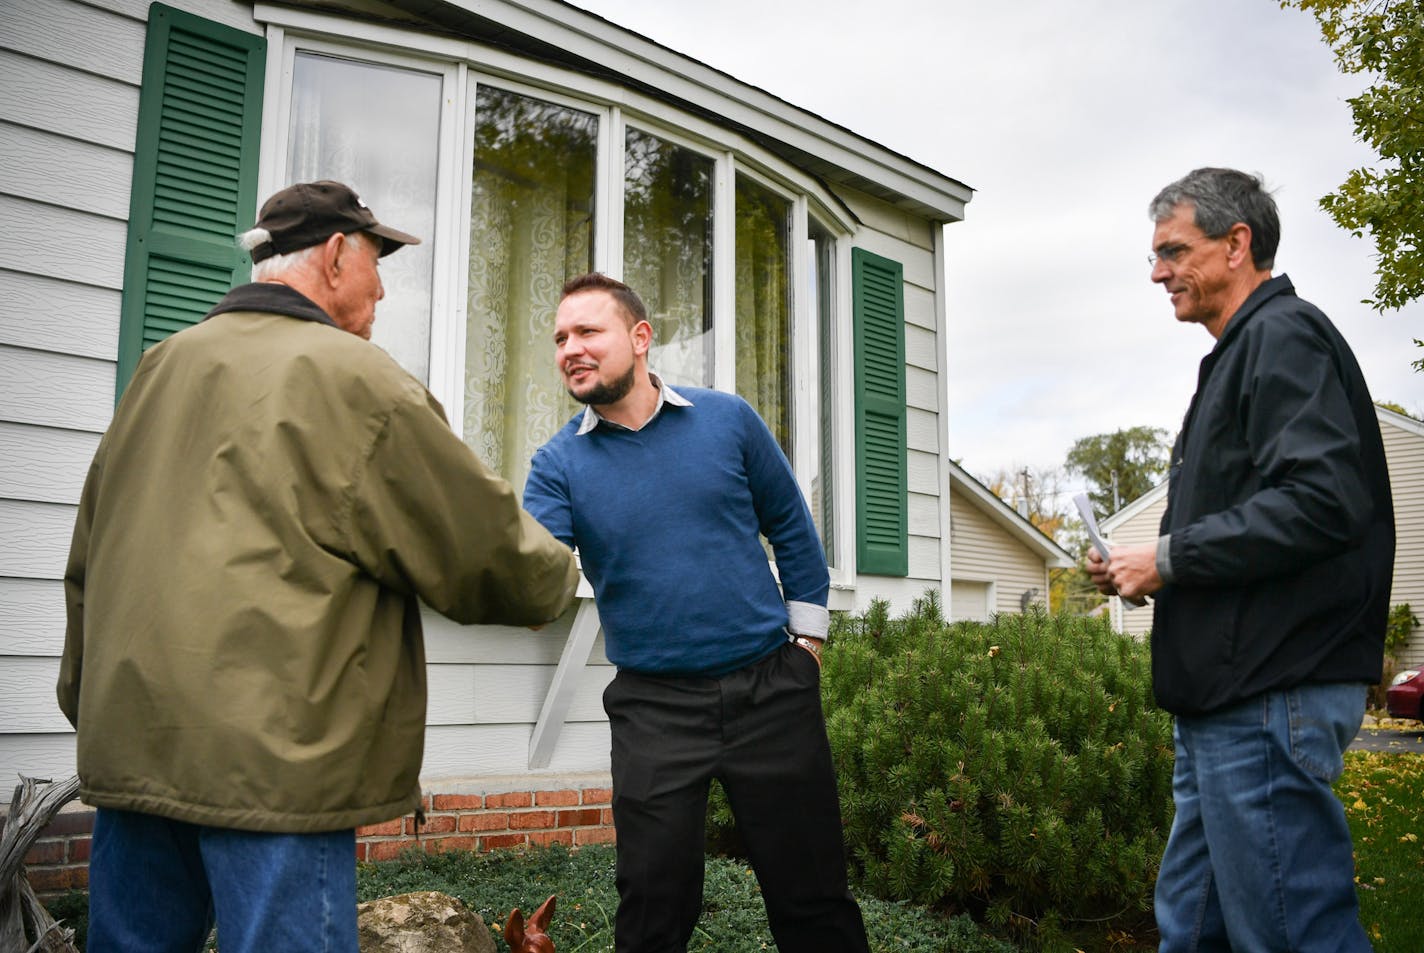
[116,2,265,399]
[853,247,908,576]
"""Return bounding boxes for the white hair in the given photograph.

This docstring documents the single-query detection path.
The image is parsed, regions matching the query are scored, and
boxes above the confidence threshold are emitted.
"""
[239,227,377,281]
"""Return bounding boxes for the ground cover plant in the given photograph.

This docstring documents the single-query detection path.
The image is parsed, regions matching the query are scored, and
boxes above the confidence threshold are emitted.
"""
[356,843,1012,952]
[1338,749,1424,951]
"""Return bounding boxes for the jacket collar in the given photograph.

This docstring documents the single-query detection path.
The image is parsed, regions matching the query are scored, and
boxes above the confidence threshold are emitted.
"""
[203,283,338,328]
[1212,273,1294,353]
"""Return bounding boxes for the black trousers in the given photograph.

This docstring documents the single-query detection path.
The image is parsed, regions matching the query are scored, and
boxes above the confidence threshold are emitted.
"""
[603,641,870,953]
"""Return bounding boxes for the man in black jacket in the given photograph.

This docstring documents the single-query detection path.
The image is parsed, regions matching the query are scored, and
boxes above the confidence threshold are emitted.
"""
[1089,168,1392,953]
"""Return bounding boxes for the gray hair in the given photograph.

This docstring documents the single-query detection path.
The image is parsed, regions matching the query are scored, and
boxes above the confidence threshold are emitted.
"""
[239,227,377,281]
[1148,168,1280,271]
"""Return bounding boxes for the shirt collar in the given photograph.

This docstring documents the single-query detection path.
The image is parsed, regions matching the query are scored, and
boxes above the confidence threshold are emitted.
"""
[576,372,693,435]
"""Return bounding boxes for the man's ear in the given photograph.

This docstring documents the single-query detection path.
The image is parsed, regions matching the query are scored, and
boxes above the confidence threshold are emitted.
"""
[320,232,346,287]
[631,319,653,357]
[1224,222,1254,270]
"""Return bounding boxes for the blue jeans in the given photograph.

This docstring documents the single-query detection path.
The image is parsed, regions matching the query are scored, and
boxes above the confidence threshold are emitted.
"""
[1155,683,1370,953]
[86,809,357,953]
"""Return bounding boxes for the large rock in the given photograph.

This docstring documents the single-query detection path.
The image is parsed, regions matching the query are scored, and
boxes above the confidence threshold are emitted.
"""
[357,891,495,953]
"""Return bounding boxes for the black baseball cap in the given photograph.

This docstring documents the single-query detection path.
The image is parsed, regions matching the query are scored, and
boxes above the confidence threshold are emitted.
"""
[248,180,421,263]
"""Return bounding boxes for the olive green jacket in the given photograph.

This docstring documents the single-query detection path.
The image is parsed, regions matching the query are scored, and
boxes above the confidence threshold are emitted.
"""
[58,285,578,832]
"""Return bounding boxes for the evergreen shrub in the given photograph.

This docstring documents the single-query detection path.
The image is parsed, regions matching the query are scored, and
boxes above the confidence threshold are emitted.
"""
[822,593,1173,947]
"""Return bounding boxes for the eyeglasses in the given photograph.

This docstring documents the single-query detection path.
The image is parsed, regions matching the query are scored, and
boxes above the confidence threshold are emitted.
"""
[1147,242,1194,267]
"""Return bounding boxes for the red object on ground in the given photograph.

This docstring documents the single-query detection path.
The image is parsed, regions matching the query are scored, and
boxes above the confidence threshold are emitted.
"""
[504,895,557,953]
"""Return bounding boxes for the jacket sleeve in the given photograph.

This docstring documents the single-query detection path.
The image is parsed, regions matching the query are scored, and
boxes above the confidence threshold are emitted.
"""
[1168,319,1373,586]
[58,440,106,728]
[345,385,578,627]
[738,399,830,636]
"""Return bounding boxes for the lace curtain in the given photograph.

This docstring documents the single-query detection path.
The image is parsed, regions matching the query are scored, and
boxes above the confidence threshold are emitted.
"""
[287,53,441,381]
[464,87,595,494]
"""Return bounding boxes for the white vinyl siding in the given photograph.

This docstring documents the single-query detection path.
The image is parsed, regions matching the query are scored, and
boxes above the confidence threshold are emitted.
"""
[836,187,945,614]
[948,488,1049,617]
[1103,488,1166,639]
[0,0,246,782]
[1381,411,1424,668]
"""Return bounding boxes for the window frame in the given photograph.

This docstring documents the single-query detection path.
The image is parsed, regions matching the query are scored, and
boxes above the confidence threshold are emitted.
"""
[257,29,464,402]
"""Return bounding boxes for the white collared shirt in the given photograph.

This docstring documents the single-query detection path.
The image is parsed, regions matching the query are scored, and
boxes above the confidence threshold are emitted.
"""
[574,371,693,435]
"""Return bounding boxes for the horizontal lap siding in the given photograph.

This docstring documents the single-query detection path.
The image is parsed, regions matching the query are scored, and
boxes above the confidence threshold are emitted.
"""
[0,0,258,788]
[948,489,1046,616]
[421,723,612,777]
[0,271,123,359]
[1382,418,1424,667]
[839,186,945,616]
[0,735,77,782]
[0,579,67,656]
[1105,492,1166,638]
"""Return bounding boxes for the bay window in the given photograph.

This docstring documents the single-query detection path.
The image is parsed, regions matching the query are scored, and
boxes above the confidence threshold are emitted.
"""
[269,37,849,574]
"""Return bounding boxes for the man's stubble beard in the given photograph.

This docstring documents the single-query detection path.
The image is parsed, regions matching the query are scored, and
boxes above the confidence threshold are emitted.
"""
[568,363,636,407]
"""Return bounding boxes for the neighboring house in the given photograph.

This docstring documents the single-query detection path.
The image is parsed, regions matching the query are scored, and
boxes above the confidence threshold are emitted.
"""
[0,0,977,827]
[946,461,1073,621]
[1101,405,1424,667]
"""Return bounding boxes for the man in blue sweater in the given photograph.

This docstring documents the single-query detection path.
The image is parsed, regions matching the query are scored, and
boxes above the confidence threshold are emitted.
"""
[524,273,869,952]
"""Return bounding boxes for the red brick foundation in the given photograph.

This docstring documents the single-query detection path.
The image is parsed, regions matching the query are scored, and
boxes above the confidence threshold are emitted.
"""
[14,778,616,898]
[356,784,616,861]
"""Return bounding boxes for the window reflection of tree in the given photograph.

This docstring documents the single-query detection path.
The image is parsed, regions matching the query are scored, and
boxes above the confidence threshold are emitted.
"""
[623,128,713,389]
[465,86,596,494]
[735,175,792,456]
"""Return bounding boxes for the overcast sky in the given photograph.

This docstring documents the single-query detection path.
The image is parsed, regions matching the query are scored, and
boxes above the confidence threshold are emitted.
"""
[573,0,1422,499]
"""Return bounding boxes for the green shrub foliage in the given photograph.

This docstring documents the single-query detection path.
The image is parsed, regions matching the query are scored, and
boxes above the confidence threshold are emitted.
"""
[823,594,1174,946]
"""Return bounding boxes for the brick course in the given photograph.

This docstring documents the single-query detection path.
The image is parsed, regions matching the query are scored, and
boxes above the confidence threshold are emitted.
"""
[21,783,617,898]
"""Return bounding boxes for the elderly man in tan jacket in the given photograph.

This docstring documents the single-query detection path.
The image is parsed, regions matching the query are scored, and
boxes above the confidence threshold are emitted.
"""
[59,181,578,953]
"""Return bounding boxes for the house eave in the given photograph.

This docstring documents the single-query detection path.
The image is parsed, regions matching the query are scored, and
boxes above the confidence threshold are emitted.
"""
[269,0,974,222]
[948,460,1075,568]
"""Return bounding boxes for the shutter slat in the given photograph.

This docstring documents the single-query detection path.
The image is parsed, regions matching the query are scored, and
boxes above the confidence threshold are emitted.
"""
[116,3,265,398]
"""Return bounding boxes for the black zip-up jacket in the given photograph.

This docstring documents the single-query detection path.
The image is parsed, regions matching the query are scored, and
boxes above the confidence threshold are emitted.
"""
[1151,274,1394,716]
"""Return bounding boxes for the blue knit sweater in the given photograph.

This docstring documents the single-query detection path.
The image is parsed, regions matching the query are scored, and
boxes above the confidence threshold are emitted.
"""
[523,386,829,676]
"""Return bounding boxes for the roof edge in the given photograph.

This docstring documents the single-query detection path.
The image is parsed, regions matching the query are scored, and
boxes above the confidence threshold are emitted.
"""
[395,0,973,220]
[947,460,1075,568]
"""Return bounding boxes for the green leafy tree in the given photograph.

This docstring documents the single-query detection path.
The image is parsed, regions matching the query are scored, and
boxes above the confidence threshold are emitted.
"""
[1281,0,1424,371]
[1064,426,1171,517]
